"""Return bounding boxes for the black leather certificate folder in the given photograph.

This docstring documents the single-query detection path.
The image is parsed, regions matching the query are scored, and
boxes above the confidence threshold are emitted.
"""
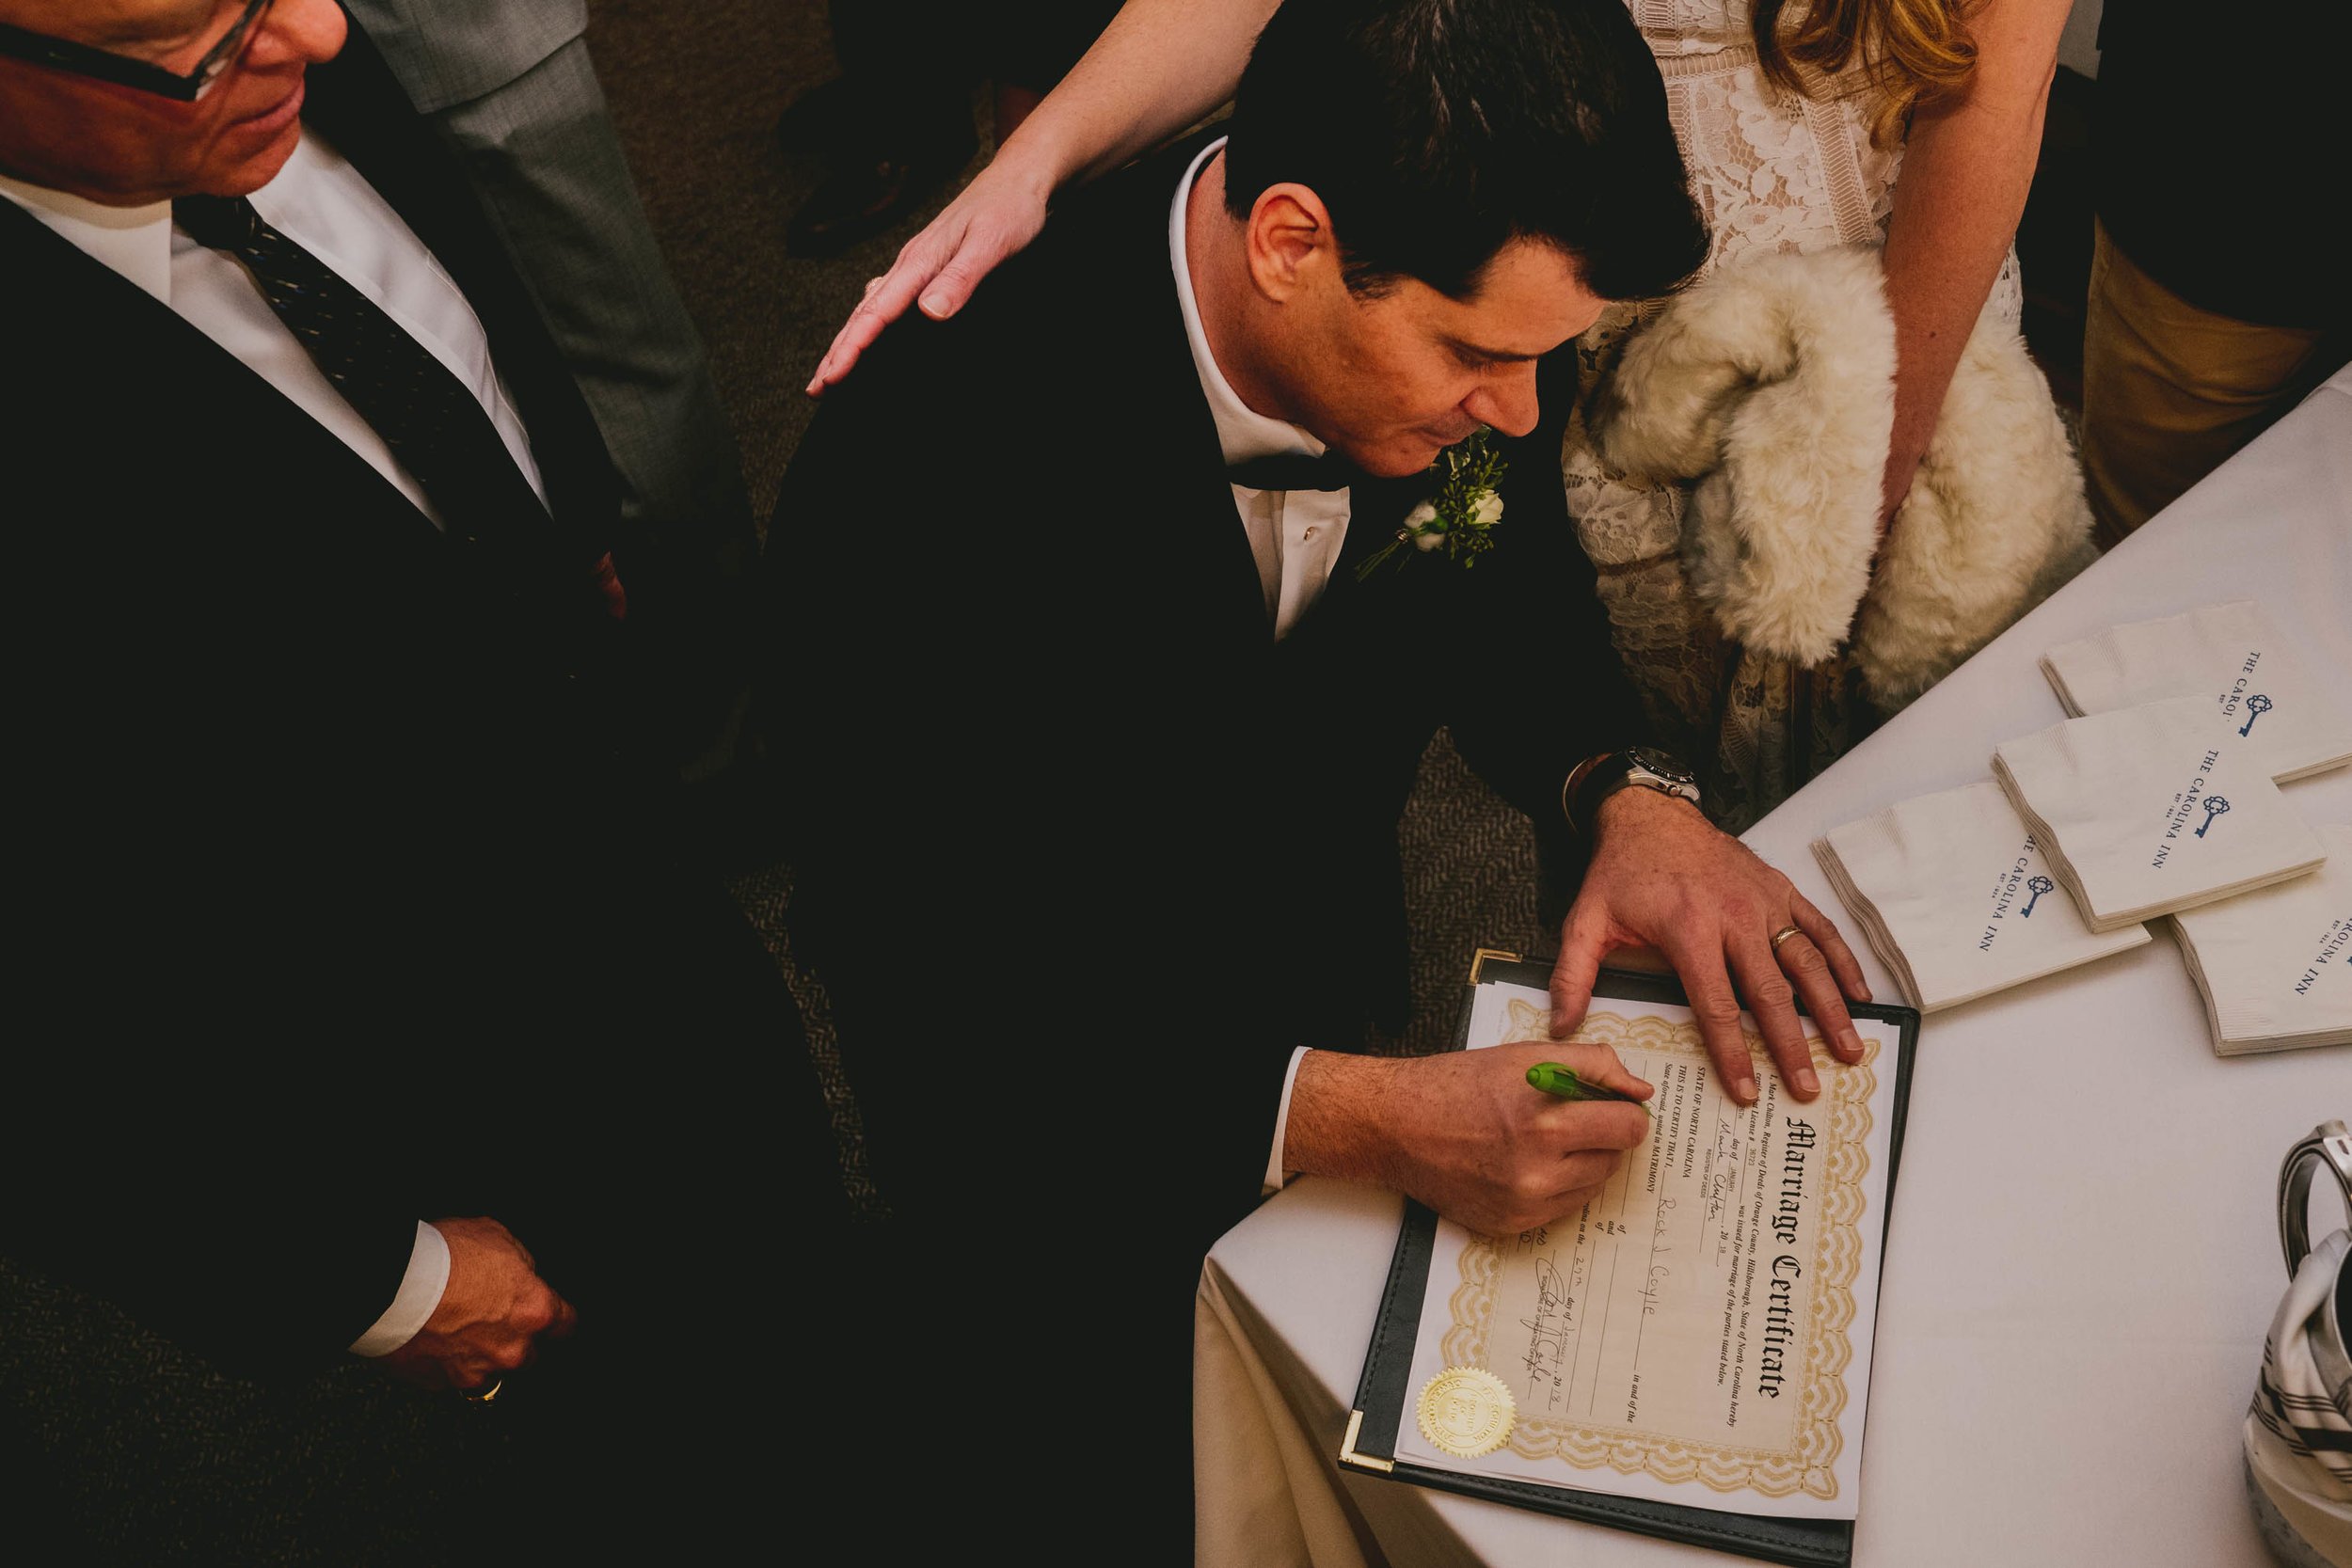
[1339,952,1920,1568]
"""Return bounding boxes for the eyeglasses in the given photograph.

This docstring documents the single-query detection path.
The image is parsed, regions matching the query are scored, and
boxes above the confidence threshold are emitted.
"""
[0,0,276,103]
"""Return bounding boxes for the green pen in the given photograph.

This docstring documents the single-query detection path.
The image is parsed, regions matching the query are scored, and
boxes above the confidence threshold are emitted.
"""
[1526,1061,1651,1115]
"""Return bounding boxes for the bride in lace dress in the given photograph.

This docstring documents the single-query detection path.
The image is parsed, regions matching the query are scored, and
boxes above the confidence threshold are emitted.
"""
[809,0,2075,829]
[1560,0,2053,827]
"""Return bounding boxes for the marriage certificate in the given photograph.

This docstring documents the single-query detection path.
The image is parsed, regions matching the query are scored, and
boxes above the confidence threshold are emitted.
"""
[1390,978,1905,1519]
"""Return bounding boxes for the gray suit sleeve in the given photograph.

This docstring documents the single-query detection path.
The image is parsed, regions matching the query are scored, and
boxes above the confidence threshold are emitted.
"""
[347,0,757,781]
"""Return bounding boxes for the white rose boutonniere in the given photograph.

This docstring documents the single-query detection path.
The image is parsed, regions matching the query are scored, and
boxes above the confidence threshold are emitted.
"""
[1356,428,1506,580]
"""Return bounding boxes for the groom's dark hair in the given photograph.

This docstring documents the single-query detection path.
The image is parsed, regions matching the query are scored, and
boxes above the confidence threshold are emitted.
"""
[1221,0,1708,302]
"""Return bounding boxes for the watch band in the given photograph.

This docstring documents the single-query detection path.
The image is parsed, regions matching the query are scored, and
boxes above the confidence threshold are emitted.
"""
[1561,752,1611,837]
[1565,747,1699,837]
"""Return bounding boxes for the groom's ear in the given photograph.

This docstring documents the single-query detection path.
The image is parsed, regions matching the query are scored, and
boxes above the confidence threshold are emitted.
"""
[1243,183,1339,304]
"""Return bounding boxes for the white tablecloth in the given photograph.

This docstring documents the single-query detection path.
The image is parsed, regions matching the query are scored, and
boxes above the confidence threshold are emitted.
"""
[1197,364,2352,1567]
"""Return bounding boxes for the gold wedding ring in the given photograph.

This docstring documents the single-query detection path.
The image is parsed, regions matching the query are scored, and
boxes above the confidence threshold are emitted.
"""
[1769,924,1804,951]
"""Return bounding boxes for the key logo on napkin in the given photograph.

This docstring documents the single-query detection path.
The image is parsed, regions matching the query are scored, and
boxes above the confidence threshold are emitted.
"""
[2151,749,2226,868]
[1993,695,2323,933]
[2218,651,2269,736]
[2041,600,2352,784]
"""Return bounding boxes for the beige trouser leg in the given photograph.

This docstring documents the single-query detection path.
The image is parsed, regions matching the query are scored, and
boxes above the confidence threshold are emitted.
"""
[2078,220,2344,548]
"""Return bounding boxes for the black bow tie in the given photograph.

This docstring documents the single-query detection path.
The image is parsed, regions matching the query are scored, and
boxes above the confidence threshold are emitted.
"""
[1225,450,1360,492]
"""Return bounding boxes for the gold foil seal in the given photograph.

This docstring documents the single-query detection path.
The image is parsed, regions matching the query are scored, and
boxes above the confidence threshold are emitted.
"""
[1416,1366,1516,1459]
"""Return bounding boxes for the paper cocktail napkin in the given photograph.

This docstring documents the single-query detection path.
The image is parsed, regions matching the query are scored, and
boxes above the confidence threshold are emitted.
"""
[1992,695,2327,932]
[2040,598,2352,782]
[2169,823,2352,1054]
[1813,780,2150,1011]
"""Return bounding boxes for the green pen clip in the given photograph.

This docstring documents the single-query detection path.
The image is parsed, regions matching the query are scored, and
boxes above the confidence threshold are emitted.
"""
[1526,1061,1650,1115]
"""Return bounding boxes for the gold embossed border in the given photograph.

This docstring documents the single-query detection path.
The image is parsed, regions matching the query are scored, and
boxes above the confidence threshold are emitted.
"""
[1439,1007,1878,1499]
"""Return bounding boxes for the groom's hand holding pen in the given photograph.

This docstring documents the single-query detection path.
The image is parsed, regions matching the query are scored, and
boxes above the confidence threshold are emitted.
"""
[1527,1060,1652,1117]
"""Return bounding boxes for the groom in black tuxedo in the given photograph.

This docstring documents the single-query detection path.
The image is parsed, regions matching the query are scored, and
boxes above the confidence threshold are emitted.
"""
[0,0,838,1553]
[762,0,1877,1548]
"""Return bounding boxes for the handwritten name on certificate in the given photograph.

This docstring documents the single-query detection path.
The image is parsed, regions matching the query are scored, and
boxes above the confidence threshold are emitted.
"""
[1391,981,1904,1519]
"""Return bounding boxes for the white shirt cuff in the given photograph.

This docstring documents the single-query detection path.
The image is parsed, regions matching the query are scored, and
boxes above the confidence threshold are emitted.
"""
[347,1220,450,1357]
[1263,1046,1312,1196]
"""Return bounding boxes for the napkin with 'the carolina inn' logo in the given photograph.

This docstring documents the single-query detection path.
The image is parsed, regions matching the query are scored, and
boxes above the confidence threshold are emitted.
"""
[1812,780,2151,1011]
[2039,599,2352,783]
[2169,823,2352,1054]
[1992,694,2327,933]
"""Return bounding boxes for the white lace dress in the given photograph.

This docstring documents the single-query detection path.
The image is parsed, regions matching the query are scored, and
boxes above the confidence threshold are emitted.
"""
[1566,0,2024,831]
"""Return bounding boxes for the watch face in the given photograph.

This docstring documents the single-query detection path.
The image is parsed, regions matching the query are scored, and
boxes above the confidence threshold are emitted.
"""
[1625,745,1696,787]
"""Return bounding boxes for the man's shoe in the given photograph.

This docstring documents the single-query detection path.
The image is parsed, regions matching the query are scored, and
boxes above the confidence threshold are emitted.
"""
[784,129,978,259]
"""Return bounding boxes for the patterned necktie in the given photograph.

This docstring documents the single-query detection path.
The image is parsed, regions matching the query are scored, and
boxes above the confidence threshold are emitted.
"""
[173,194,561,557]
[1226,450,1360,493]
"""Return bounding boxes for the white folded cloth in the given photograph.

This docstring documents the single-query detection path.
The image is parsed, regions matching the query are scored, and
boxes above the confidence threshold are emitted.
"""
[1812,780,2151,1011]
[1992,694,2327,932]
[2169,823,2352,1054]
[2040,598,2352,783]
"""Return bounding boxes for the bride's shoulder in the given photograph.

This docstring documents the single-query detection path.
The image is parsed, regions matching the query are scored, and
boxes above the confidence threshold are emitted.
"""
[1619,0,1757,55]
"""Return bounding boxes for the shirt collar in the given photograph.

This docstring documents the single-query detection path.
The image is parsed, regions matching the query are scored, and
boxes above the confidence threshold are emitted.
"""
[1168,135,1326,472]
[0,171,173,305]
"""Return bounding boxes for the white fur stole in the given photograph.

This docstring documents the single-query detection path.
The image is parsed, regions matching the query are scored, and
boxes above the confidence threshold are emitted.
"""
[1585,245,2096,707]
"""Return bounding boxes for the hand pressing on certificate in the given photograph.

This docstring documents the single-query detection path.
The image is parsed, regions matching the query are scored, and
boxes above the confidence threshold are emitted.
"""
[1549,785,1872,1107]
[1281,1040,1655,1236]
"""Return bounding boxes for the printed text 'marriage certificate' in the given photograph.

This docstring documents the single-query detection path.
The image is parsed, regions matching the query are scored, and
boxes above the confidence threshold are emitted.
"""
[1391,982,1902,1519]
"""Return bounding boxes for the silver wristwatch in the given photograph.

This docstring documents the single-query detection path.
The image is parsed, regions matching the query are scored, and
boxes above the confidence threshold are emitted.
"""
[1565,745,1702,836]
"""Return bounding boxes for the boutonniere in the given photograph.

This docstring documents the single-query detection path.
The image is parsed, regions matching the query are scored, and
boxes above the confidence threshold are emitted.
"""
[1356,428,1505,580]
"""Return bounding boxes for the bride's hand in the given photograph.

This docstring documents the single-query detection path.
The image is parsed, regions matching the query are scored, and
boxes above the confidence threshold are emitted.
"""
[804,153,1056,398]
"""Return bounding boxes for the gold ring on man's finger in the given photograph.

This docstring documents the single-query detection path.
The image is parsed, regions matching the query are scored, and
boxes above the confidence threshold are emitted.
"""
[1769,924,1804,952]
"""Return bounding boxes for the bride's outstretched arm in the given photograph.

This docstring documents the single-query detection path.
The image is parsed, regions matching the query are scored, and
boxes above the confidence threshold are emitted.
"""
[1875,0,2076,530]
[806,0,1278,397]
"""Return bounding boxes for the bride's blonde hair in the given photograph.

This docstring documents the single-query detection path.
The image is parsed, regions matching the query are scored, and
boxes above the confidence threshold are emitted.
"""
[1751,0,1978,144]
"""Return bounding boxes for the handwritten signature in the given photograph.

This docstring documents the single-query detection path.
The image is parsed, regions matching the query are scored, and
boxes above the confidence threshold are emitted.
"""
[1638,1198,1676,1317]
[1704,1125,1743,1226]
[1518,1257,1582,1401]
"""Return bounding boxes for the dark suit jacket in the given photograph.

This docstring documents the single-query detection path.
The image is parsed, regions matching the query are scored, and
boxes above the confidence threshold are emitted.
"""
[0,25,828,1381]
[2094,0,2346,331]
[760,131,1649,1258]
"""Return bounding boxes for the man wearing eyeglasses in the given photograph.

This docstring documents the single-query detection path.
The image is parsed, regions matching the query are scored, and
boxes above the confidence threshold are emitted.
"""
[0,0,326,187]
[0,0,834,1554]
